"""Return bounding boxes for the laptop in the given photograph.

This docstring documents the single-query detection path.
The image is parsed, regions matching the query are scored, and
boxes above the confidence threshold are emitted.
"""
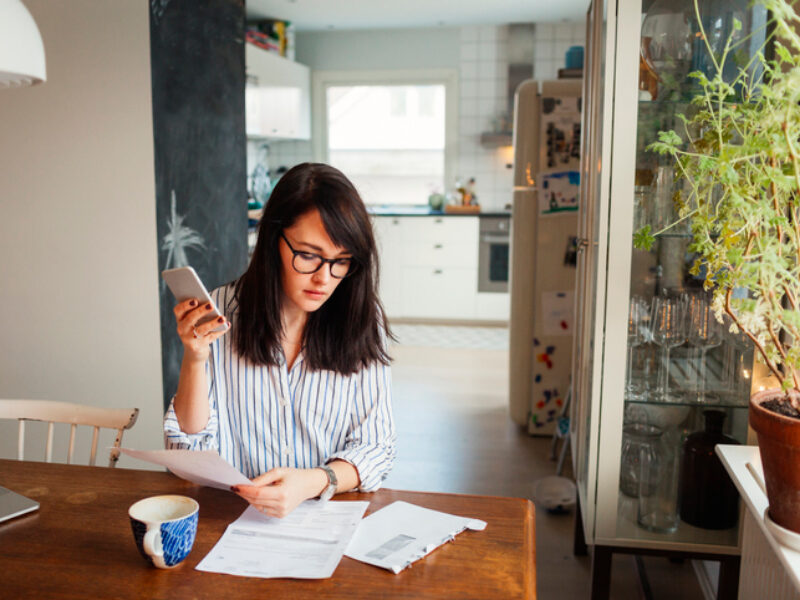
[0,486,39,523]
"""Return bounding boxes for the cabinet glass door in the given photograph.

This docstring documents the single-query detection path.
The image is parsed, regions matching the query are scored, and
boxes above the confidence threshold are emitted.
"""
[613,0,767,546]
[571,0,612,531]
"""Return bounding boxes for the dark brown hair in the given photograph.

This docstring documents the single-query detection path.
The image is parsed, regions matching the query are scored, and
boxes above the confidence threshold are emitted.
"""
[233,162,392,373]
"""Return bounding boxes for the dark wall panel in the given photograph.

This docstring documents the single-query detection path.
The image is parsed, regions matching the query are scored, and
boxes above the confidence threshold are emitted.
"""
[150,0,248,409]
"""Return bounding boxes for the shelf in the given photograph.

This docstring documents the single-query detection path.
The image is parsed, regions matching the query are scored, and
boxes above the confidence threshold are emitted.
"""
[630,232,692,241]
[609,494,740,554]
[651,232,692,239]
[624,396,749,410]
[479,132,513,148]
[558,68,584,79]
[638,99,692,107]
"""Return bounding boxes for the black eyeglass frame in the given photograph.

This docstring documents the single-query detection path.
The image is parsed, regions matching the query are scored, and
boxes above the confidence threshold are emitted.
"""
[280,233,356,279]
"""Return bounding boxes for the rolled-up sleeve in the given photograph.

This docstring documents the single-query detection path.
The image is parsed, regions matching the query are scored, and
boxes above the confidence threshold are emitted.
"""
[328,360,396,492]
[163,362,219,451]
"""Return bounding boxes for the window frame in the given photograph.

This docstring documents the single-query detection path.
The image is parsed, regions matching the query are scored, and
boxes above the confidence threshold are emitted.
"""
[311,69,459,206]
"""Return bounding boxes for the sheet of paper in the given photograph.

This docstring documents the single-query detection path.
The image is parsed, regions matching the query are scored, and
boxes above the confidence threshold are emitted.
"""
[538,171,580,215]
[541,290,574,336]
[345,501,487,574]
[197,500,369,578]
[119,448,251,490]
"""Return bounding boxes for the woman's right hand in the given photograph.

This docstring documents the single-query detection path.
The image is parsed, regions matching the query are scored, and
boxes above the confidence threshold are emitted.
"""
[174,299,230,363]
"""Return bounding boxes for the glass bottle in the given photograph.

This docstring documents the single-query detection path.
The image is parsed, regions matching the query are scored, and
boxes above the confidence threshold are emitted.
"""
[637,427,680,533]
[678,410,740,529]
[620,423,662,498]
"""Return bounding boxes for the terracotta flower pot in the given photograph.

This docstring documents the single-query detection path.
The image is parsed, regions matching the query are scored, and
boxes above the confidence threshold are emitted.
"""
[749,389,800,534]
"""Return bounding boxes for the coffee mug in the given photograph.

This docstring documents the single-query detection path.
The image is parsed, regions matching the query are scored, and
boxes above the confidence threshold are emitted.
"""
[129,495,199,568]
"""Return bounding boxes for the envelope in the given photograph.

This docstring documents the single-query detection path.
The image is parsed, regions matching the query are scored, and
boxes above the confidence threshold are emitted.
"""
[344,500,487,574]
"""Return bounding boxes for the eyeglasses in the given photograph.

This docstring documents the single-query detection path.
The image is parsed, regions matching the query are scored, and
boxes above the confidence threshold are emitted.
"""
[280,233,354,279]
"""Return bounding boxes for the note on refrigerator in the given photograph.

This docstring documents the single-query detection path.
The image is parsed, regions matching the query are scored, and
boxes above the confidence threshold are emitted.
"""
[541,290,575,336]
[119,448,251,489]
[197,500,369,579]
[539,171,580,215]
[344,501,487,574]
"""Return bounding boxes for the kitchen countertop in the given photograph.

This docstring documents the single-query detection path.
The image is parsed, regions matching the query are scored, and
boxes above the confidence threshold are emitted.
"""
[368,205,511,218]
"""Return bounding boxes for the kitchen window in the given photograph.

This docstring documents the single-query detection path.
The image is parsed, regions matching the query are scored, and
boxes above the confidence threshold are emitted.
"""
[313,70,457,206]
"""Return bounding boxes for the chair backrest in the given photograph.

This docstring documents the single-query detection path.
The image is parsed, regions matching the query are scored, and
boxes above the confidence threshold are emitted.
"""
[0,399,139,467]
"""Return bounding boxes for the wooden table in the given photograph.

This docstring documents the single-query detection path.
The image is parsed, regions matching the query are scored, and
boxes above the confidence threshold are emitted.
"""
[0,459,535,599]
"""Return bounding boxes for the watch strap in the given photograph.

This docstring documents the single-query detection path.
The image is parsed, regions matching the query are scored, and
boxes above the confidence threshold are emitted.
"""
[319,465,337,501]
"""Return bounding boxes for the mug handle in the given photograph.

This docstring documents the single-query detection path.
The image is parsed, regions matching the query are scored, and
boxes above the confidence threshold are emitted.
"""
[143,524,167,569]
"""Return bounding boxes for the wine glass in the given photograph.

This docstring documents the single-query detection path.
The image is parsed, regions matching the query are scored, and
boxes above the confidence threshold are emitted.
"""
[721,314,753,402]
[651,296,686,402]
[626,297,651,400]
[687,295,722,402]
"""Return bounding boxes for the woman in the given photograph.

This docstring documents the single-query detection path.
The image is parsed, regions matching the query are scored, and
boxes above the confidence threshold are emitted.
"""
[164,162,396,518]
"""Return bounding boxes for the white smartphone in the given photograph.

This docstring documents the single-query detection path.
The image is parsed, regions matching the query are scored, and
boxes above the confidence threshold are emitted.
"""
[161,266,226,332]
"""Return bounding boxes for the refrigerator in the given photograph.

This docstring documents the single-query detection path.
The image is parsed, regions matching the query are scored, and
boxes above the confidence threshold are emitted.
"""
[508,79,582,435]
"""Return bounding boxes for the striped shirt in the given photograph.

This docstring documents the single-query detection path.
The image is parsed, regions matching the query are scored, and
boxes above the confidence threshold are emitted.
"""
[163,284,396,491]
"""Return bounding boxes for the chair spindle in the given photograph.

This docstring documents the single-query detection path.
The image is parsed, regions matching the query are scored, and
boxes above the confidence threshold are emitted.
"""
[90,426,100,466]
[45,422,54,462]
[17,420,25,460]
[67,423,77,464]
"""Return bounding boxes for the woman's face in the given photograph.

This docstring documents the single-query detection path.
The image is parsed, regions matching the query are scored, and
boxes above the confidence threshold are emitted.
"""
[278,209,351,317]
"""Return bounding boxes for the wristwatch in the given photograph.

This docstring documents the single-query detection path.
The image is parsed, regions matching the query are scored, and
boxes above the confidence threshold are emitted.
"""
[318,465,338,502]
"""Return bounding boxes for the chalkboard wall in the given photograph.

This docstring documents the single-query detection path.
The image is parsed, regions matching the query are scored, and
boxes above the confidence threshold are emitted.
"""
[150,0,248,409]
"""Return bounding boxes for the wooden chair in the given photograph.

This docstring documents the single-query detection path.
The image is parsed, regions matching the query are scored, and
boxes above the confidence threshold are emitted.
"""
[0,399,139,467]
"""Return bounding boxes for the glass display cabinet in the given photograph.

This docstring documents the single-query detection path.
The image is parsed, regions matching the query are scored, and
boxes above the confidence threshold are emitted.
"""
[571,0,768,597]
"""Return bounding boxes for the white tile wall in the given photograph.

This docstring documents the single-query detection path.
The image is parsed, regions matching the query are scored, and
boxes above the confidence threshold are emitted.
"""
[457,25,512,210]
[258,22,586,211]
[533,21,586,82]
[249,138,313,191]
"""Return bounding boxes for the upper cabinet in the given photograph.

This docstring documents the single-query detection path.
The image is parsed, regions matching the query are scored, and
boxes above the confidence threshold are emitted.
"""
[245,44,311,140]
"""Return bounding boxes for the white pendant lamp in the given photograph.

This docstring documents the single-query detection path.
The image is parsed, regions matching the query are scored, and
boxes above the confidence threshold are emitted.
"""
[0,0,46,88]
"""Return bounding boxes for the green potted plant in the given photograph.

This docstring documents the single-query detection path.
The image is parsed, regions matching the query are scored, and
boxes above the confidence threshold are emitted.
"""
[634,0,800,534]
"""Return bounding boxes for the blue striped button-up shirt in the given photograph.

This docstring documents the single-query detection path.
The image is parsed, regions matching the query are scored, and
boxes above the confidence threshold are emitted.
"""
[164,284,396,491]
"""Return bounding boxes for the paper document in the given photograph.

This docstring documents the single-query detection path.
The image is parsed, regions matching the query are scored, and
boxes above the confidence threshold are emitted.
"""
[197,500,369,578]
[120,448,251,490]
[345,501,487,573]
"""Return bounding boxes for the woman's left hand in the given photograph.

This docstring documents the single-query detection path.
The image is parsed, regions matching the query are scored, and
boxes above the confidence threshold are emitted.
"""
[232,467,327,518]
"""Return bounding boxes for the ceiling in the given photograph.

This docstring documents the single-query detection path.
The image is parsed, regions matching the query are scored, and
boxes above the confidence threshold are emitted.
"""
[245,0,589,31]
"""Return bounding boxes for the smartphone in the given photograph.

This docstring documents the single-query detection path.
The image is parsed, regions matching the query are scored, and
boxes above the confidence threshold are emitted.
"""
[161,266,226,332]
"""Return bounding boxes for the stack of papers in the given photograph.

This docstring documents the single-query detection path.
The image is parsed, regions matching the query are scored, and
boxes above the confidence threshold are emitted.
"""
[198,501,369,578]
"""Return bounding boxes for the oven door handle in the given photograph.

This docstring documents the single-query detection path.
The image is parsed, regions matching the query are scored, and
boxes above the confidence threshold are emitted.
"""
[480,234,510,244]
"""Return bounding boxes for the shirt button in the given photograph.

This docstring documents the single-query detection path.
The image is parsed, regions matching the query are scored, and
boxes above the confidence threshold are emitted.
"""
[279,397,288,407]
[284,448,291,457]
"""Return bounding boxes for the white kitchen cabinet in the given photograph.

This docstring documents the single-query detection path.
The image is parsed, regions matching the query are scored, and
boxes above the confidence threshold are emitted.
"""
[372,216,405,318]
[372,215,479,320]
[245,44,310,140]
[476,292,509,321]
[402,266,477,319]
[409,216,477,242]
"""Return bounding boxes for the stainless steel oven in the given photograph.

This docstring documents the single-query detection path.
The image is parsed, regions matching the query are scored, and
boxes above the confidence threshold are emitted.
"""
[478,216,510,293]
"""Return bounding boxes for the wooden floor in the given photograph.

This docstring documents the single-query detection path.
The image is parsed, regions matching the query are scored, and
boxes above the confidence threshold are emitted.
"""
[384,342,708,600]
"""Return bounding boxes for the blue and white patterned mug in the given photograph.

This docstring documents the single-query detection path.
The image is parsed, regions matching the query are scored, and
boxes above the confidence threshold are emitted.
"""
[129,495,198,568]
